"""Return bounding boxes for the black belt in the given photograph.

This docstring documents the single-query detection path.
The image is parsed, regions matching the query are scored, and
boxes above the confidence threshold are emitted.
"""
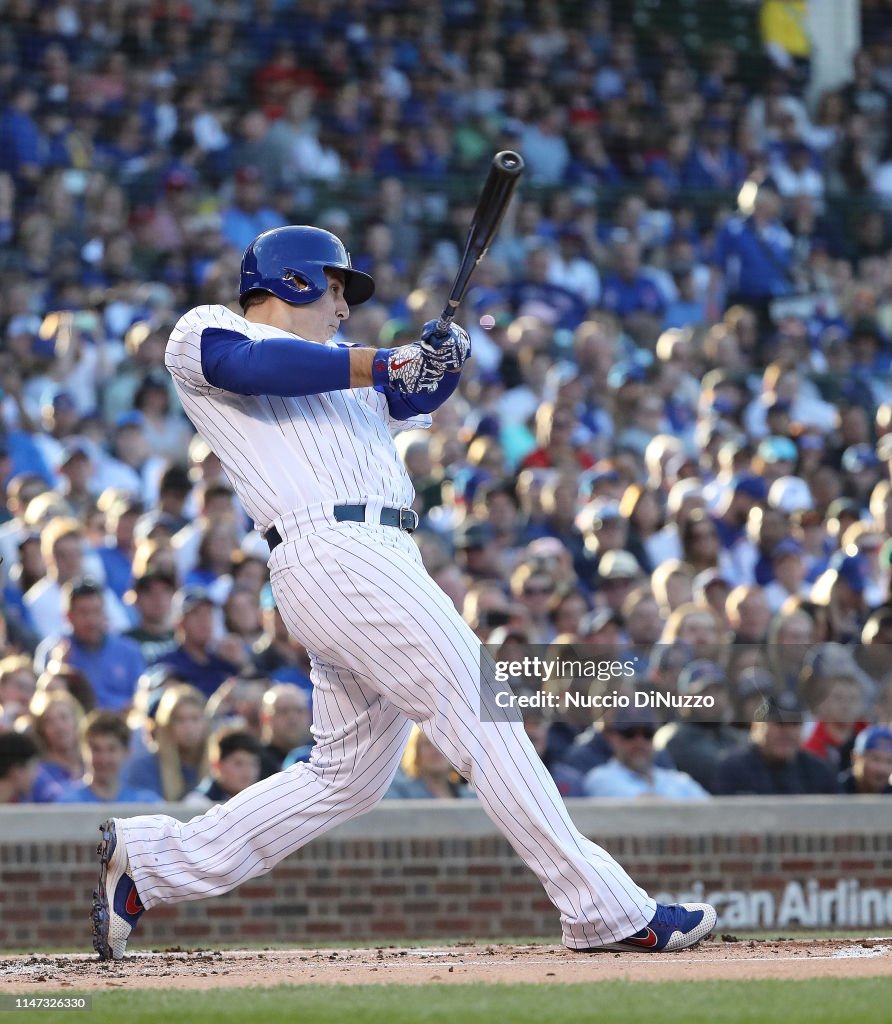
[265,504,419,552]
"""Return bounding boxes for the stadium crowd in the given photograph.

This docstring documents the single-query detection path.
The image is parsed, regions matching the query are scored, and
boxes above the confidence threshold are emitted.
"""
[2,0,892,806]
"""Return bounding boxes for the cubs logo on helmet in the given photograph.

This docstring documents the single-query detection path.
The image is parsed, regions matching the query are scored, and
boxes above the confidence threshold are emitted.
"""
[239,225,375,309]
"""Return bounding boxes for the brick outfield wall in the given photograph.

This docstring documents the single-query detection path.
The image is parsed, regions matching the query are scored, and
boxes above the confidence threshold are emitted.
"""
[1,798,891,951]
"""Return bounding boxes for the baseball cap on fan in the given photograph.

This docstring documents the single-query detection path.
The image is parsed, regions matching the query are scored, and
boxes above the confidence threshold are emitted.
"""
[677,660,728,697]
[692,567,731,601]
[609,703,658,735]
[455,520,495,550]
[597,550,641,580]
[771,537,805,561]
[754,691,805,724]
[607,362,647,390]
[577,499,622,534]
[767,476,814,514]
[60,437,93,466]
[842,444,881,474]
[730,474,768,502]
[543,361,582,402]
[829,552,869,594]
[757,436,797,464]
[853,725,892,756]
[172,586,215,619]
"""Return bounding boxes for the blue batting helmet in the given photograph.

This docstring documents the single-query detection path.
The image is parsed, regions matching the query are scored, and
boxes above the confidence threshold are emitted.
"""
[238,225,375,309]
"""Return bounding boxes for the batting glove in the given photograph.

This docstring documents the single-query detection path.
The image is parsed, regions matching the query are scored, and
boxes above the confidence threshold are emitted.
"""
[419,320,472,373]
[372,344,444,395]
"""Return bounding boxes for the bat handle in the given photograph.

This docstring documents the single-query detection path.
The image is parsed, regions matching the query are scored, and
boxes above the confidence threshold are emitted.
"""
[431,302,459,340]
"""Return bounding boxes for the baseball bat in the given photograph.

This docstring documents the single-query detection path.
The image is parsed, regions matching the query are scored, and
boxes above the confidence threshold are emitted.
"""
[432,150,525,338]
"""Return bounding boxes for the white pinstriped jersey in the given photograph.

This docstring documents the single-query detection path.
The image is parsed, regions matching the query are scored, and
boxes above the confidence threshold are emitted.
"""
[119,311,658,955]
[165,305,430,532]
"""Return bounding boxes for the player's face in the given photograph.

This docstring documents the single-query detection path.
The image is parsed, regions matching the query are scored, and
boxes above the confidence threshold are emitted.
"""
[286,270,349,342]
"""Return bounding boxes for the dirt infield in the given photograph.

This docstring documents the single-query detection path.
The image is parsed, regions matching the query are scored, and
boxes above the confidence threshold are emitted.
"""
[1,938,892,990]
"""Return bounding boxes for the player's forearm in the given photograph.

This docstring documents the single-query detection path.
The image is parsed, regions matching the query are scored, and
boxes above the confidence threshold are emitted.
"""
[348,348,376,388]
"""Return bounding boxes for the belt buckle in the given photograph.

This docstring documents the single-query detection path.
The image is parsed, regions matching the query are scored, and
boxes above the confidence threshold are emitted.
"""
[399,507,419,533]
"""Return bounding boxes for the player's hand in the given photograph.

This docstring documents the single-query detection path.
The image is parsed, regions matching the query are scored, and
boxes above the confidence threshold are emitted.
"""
[419,320,471,373]
[372,344,444,395]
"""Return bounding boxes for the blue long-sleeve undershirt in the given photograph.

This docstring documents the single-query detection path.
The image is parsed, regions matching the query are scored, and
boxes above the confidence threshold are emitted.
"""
[199,326,461,415]
[200,328,351,396]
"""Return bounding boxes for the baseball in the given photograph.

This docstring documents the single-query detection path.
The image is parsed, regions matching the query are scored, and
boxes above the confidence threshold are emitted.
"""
[480,313,496,330]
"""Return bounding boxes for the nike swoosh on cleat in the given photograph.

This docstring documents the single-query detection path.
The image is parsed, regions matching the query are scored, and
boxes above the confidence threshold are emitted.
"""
[622,927,660,949]
[125,886,144,916]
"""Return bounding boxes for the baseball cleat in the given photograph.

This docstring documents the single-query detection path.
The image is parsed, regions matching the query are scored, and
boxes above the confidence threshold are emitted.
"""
[91,819,145,961]
[593,902,717,953]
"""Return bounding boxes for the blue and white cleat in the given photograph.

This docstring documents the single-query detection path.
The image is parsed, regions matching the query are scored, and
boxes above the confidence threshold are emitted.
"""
[599,903,717,952]
[91,819,145,961]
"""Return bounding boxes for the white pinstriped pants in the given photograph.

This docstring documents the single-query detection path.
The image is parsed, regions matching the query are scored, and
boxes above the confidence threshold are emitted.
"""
[120,521,655,947]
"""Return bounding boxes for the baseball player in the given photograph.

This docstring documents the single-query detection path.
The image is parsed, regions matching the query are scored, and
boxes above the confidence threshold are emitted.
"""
[91,225,716,959]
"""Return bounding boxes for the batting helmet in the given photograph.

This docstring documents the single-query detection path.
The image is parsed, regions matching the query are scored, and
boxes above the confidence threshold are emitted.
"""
[238,225,375,309]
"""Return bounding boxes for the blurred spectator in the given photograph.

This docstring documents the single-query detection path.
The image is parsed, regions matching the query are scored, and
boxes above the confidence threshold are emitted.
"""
[154,465,193,535]
[184,727,263,808]
[0,86,43,190]
[760,0,811,84]
[799,649,868,770]
[184,521,241,592]
[599,239,666,342]
[58,711,162,803]
[726,585,772,644]
[205,676,267,737]
[583,710,710,800]
[0,655,37,727]
[220,166,285,253]
[709,183,793,325]
[124,683,209,801]
[714,693,839,795]
[35,660,96,713]
[94,495,143,603]
[0,732,39,804]
[154,587,244,698]
[25,518,129,638]
[27,689,84,802]
[653,662,748,793]
[682,116,746,192]
[222,586,263,654]
[259,683,312,776]
[520,699,585,797]
[0,474,49,577]
[122,570,177,664]
[250,584,312,691]
[839,725,892,794]
[37,579,146,712]
[521,403,596,472]
[385,726,474,799]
